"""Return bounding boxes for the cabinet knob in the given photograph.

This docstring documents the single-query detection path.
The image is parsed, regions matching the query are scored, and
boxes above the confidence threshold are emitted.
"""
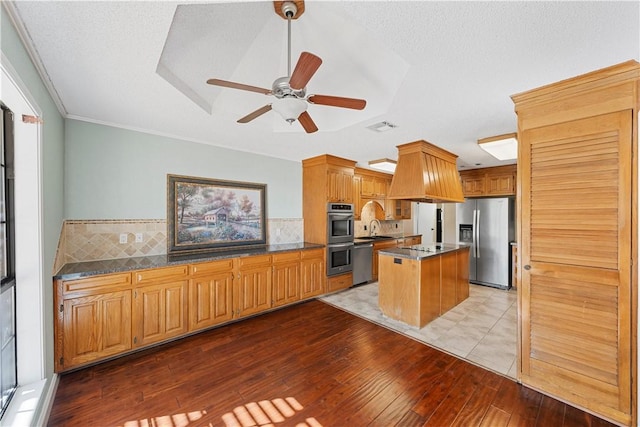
[524,265,531,270]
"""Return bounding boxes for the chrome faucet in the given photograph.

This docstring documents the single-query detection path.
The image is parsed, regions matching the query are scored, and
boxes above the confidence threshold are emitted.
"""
[369,219,381,236]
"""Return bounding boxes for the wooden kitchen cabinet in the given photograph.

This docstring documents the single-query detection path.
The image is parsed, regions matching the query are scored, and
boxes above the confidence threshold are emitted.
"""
[372,239,398,281]
[352,175,362,219]
[188,259,234,332]
[440,251,457,314]
[272,252,301,307]
[387,199,412,220]
[303,155,357,244]
[459,165,516,197]
[55,247,328,372]
[56,273,132,371]
[326,272,352,293]
[300,249,325,299]
[133,265,188,347]
[360,174,387,198]
[326,166,354,203]
[456,247,470,303]
[512,60,638,426]
[235,255,272,318]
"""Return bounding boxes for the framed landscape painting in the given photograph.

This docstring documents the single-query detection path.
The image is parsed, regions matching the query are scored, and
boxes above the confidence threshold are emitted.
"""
[167,174,266,254]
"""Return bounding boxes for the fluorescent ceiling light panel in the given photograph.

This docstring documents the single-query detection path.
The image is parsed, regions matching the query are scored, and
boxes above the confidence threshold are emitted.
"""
[368,158,397,172]
[478,132,518,160]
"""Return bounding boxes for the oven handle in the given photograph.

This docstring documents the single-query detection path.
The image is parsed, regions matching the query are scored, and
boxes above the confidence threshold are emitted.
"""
[328,242,355,248]
[328,213,354,219]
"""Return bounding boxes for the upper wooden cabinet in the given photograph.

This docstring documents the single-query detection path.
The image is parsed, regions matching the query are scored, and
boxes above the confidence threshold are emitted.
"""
[354,167,412,220]
[512,60,639,426]
[360,174,388,198]
[459,164,516,197]
[303,155,356,244]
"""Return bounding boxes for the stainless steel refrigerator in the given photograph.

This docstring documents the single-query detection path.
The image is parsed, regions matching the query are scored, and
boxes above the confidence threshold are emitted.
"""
[456,197,515,289]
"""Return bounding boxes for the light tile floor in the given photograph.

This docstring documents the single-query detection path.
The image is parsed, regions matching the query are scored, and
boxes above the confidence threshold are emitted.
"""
[320,282,518,379]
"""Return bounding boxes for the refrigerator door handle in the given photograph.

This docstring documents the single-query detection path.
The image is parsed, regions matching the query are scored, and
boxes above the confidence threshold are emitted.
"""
[472,209,477,258]
[476,209,480,259]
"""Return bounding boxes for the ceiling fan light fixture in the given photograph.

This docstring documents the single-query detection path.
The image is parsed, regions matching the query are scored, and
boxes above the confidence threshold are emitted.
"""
[272,97,307,124]
[477,132,518,160]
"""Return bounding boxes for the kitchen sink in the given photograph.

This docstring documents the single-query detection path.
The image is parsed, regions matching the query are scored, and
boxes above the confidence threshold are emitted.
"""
[356,235,395,240]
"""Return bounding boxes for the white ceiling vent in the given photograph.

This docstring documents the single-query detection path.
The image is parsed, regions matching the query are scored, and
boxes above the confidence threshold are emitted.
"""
[367,121,398,132]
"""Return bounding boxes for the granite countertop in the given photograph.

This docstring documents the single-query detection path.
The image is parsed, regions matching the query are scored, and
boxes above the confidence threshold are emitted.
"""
[54,242,325,280]
[353,234,421,245]
[378,243,470,261]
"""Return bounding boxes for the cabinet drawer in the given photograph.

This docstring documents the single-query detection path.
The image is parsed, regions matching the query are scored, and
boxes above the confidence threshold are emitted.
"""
[236,254,271,269]
[63,273,132,295]
[301,248,324,260]
[272,251,300,263]
[190,259,234,276]
[133,265,188,285]
[327,273,353,292]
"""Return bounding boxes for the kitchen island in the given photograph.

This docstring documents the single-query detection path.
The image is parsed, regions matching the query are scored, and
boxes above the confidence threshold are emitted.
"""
[378,244,470,328]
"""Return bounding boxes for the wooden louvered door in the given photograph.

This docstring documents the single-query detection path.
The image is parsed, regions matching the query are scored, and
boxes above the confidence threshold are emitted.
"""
[519,109,632,425]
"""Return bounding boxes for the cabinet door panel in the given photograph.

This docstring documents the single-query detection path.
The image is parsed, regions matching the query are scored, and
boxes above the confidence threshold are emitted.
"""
[300,257,325,298]
[272,262,300,307]
[238,267,271,317]
[134,281,187,347]
[62,291,131,368]
[189,273,233,331]
[440,252,457,314]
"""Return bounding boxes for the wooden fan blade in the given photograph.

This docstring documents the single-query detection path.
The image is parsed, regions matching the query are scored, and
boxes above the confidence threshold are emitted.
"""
[207,78,271,95]
[308,94,366,110]
[237,105,272,123]
[298,111,318,133]
[288,52,322,90]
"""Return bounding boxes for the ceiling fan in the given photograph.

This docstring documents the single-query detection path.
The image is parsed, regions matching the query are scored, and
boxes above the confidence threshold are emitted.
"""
[206,0,367,133]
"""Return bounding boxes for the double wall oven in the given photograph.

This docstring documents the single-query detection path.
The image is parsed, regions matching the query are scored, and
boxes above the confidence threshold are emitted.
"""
[326,203,354,276]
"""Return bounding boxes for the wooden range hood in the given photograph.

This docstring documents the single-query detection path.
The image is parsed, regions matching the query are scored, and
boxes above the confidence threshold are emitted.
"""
[387,140,465,203]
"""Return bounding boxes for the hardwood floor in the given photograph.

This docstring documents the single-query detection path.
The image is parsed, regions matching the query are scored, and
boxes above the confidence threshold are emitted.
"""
[48,300,615,427]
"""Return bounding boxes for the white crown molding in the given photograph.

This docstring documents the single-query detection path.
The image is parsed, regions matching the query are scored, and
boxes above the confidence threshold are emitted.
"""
[2,1,67,117]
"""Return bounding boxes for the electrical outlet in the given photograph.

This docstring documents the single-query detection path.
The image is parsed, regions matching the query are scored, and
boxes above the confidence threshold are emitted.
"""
[135,233,143,243]
[276,228,281,237]
[119,233,127,244]
[395,223,398,228]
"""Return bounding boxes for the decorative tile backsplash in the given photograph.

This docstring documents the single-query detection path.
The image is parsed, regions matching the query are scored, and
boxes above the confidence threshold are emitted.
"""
[354,200,405,237]
[53,218,304,272]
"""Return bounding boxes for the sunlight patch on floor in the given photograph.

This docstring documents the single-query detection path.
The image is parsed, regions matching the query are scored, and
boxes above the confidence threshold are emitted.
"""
[121,410,209,427]
[221,396,320,427]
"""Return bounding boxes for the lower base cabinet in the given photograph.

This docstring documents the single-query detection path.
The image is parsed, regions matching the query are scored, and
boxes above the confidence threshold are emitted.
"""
[236,255,272,318]
[300,249,325,298]
[188,259,234,332]
[272,252,301,308]
[55,248,330,372]
[327,272,353,292]
[132,266,189,348]
[62,290,132,369]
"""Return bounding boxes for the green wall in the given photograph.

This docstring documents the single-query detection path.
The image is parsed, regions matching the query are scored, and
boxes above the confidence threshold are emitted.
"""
[65,119,302,219]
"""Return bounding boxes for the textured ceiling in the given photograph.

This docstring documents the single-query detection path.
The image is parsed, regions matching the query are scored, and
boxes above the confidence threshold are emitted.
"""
[9,1,640,170]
